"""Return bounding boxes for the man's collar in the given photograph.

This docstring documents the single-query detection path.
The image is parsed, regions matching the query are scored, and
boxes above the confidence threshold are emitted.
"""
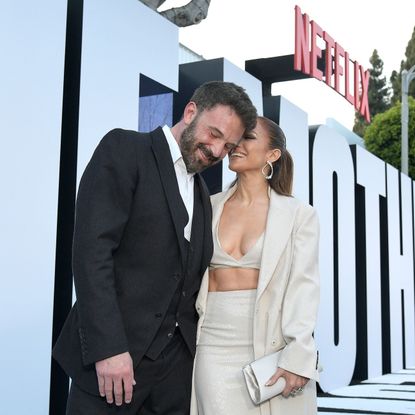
[162,125,195,177]
[162,125,182,165]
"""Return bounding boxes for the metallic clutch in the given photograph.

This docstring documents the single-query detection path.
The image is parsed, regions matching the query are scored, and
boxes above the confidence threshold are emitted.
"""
[242,351,286,405]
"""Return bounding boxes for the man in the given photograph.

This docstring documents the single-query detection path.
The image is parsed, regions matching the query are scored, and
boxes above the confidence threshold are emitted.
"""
[53,81,257,414]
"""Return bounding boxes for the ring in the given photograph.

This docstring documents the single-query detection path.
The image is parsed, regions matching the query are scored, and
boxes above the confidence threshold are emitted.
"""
[290,387,303,396]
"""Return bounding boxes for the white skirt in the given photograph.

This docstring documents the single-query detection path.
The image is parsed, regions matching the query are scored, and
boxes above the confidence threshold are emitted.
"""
[194,289,261,415]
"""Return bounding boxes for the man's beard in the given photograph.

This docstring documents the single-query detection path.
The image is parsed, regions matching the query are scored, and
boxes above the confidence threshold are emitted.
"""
[179,117,220,174]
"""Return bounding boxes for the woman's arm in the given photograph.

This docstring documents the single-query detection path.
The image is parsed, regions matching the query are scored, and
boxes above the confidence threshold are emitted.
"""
[268,205,320,391]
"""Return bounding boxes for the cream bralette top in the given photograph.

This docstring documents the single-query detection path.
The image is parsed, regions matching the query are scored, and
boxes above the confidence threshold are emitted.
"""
[209,220,264,270]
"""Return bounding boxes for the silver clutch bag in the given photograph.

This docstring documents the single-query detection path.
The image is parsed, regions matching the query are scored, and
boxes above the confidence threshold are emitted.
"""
[242,351,286,405]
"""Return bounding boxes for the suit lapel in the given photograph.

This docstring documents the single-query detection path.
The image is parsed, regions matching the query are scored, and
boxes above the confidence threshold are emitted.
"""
[150,127,188,269]
[256,191,296,301]
[195,174,213,274]
[196,186,236,315]
[209,186,237,258]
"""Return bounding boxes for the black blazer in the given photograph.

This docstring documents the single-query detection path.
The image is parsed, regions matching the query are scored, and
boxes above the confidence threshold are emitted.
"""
[53,127,213,394]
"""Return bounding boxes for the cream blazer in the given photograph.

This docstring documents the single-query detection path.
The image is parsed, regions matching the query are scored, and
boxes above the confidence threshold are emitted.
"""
[191,186,320,415]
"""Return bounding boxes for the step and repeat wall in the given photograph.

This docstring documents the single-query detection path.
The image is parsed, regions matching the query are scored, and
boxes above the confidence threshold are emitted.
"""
[0,0,414,413]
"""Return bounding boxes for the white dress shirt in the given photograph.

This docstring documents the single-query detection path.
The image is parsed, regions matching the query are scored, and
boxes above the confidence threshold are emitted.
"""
[162,125,194,241]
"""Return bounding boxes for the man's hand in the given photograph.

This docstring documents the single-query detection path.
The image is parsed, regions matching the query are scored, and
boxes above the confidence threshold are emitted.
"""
[265,367,309,398]
[95,351,136,406]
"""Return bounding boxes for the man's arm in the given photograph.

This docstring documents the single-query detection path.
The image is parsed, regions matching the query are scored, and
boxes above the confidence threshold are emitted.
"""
[72,129,139,404]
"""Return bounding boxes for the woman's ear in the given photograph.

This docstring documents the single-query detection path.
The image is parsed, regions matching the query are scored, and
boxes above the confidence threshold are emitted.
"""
[267,148,281,163]
[183,101,198,125]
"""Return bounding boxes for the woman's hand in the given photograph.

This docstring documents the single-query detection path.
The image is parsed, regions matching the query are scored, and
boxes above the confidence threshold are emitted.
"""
[266,367,309,398]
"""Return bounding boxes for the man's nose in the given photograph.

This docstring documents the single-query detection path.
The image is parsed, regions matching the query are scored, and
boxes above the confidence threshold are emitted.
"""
[211,142,226,159]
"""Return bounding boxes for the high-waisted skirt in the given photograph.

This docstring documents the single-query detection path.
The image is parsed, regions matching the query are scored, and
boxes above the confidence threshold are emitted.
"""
[194,289,261,415]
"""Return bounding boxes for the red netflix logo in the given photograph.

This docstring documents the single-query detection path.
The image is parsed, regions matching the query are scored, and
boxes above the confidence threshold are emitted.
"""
[294,5,370,123]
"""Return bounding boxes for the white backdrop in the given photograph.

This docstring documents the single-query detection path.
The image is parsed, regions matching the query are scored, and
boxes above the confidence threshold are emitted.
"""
[0,0,67,412]
[1,1,415,413]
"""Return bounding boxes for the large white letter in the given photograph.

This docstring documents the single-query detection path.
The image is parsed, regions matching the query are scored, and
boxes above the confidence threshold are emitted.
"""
[77,0,179,177]
[353,145,386,379]
[387,166,415,371]
[313,126,356,391]
[0,0,67,413]
[277,97,310,203]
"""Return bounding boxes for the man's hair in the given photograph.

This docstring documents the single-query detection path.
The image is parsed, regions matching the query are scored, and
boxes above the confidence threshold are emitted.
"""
[190,81,257,131]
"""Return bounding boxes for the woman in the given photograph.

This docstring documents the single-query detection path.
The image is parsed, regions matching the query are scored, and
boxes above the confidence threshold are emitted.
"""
[191,116,320,415]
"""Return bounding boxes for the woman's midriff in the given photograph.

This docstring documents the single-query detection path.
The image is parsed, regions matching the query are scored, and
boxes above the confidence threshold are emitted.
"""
[208,268,259,291]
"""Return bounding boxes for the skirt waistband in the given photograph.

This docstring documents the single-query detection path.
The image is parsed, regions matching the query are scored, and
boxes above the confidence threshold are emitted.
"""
[207,289,257,298]
[198,289,256,347]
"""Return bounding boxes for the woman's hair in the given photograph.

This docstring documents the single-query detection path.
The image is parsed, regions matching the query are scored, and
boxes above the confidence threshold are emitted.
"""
[258,116,293,196]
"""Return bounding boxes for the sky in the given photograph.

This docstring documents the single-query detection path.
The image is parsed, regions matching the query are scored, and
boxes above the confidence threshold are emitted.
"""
[160,0,414,130]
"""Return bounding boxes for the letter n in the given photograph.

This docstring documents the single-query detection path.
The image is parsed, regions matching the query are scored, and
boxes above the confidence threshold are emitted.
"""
[294,5,310,75]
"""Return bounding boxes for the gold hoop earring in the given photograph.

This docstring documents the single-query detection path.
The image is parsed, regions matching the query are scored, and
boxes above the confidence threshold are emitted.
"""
[261,160,273,179]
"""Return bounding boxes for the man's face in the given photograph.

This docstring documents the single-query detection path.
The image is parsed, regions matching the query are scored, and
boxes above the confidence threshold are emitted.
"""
[179,104,245,174]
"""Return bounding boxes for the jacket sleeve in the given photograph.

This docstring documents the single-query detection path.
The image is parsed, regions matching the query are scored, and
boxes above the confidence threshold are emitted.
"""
[72,129,138,366]
[277,205,320,380]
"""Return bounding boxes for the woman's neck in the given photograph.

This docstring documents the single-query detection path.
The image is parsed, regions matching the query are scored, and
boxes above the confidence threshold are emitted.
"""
[232,173,269,205]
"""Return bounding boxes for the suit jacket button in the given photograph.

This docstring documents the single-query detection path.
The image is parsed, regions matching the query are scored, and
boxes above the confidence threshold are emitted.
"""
[182,291,186,297]
[155,313,162,318]
[167,332,173,338]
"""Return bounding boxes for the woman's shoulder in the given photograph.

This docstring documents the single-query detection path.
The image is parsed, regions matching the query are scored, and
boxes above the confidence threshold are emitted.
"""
[271,191,318,224]
[271,191,311,209]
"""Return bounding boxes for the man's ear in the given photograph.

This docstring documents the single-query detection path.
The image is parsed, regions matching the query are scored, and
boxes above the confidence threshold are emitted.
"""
[183,101,198,125]
[267,148,281,163]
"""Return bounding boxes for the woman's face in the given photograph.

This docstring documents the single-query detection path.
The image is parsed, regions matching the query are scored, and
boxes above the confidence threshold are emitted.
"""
[228,119,280,174]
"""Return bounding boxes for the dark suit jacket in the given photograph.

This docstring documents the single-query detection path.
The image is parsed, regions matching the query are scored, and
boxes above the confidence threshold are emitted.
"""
[53,127,213,395]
